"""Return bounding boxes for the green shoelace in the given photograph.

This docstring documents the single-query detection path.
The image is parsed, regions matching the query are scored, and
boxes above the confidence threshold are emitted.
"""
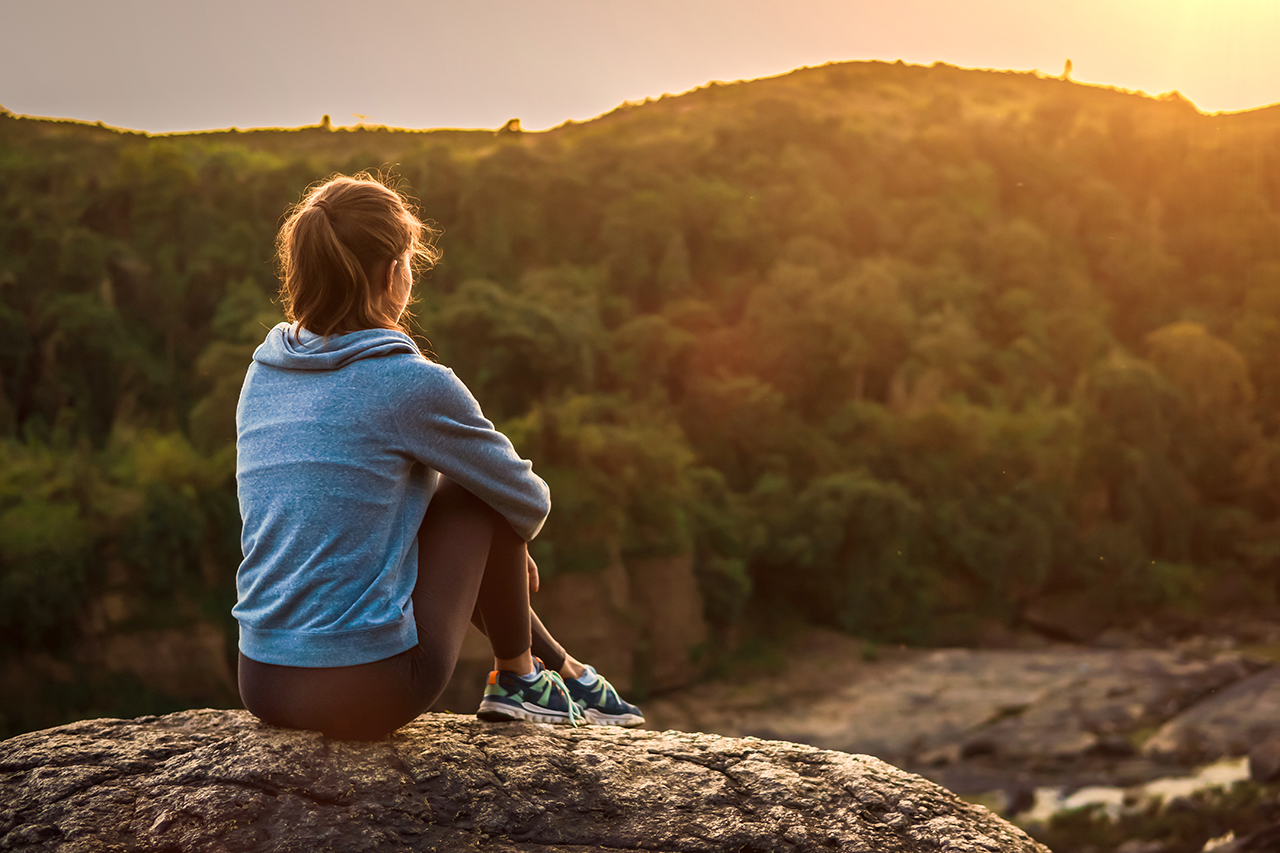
[542,669,585,727]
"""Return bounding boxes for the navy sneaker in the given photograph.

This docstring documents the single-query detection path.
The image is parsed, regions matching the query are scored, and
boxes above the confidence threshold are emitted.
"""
[476,660,584,726]
[565,665,645,727]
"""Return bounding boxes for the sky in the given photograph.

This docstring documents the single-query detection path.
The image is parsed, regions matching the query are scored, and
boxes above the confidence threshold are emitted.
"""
[2,0,1278,134]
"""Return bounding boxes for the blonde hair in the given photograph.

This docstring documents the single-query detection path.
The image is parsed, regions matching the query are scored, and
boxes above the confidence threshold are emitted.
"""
[276,172,441,336]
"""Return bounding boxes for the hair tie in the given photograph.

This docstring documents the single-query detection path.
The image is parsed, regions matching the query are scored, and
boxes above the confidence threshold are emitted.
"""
[313,198,335,219]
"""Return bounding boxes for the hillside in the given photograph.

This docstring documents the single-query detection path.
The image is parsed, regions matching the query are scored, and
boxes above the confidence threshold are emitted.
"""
[2,59,1279,734]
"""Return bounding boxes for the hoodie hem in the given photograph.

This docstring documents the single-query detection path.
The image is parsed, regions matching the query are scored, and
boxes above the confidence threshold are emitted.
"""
[238,618,420,668]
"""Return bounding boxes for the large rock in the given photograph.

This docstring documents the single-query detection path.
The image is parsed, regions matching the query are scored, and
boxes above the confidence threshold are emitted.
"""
[1143,667,1280,763]
[954,649,1261,766]
[651,647,1266,770]
[0,709,1047,852]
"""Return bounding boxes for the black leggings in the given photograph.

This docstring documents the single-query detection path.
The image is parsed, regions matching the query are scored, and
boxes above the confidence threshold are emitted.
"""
[237,478,566,741]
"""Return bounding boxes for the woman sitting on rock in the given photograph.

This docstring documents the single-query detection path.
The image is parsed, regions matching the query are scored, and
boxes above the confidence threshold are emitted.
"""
[232,172,642,740]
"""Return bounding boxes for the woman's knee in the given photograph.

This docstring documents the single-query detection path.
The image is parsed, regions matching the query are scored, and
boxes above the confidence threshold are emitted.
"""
[424,477,521,549]
[427,477,504,524]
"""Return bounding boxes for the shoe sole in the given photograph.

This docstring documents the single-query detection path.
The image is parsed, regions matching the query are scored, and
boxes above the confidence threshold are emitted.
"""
[583,709,645,727]
[476,697,577,725]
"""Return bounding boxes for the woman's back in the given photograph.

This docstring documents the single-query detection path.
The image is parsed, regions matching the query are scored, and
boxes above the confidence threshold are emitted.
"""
[234,323,549,669]
[235,172,640,739]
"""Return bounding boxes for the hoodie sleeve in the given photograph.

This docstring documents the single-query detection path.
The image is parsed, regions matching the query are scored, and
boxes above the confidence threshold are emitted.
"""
[386,359,550,541]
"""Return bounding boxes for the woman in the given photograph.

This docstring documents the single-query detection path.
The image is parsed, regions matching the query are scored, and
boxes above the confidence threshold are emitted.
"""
[233,173,642,740]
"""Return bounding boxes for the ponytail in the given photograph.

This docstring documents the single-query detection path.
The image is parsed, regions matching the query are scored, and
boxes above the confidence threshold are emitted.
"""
[276,173,440,336]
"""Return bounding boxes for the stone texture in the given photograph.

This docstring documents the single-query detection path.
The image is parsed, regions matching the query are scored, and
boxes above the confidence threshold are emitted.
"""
[956,650,1259,766]
[650,646,1268,772]
[0,709,1047,853]
[1143,667,1280,763]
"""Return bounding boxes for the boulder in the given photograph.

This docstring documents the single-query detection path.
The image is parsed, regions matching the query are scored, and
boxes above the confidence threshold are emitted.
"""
[0,709,1047,852]
[1143,667,1280,763]
[662,648,1263,769]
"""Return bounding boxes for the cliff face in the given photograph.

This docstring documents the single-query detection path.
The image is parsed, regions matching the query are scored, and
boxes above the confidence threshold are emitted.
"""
[0,709,1047,852]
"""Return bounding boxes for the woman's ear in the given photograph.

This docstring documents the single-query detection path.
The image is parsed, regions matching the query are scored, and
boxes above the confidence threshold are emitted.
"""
[382,259,397,292]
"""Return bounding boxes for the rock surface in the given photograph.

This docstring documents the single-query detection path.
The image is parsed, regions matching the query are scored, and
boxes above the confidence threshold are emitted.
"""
[647,633,1275,794]
[1142,667,1280,763]
[656,646,1264,766]
[0,709,1047,853]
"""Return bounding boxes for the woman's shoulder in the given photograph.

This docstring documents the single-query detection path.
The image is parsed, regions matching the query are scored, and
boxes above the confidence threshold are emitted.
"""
[361,351,476,405]
[364,348,456,380]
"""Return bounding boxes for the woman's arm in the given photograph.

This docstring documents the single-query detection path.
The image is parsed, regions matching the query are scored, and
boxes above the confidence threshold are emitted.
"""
[386,359,551,541]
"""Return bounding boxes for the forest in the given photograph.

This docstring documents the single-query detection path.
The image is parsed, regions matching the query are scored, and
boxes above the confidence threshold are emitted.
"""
[2,60,1279,734]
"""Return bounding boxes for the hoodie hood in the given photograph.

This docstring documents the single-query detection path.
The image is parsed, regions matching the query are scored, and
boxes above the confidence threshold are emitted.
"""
[252,323,420,371]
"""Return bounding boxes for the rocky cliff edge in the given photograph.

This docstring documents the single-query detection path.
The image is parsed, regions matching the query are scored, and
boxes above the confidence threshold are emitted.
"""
[0,709,1047,852]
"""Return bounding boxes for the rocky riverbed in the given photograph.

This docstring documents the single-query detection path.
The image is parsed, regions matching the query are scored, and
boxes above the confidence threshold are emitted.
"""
[644,625,1280,814]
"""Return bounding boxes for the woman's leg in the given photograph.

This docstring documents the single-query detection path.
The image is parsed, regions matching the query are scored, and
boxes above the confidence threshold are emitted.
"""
[422,480,642,727]
[470,606,567,673]
[238,646,431,741]
[410,476,537,678]
[415,478,582,724]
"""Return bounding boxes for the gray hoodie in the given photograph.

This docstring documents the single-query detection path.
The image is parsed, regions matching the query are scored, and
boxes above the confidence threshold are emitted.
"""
[233,323,550,668]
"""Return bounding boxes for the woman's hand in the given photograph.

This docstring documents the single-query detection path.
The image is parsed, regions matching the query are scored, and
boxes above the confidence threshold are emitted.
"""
[526,551,540,593]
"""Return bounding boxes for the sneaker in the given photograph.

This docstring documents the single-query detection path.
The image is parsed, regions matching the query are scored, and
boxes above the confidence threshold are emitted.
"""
[564,665,645,727]
[476,660,584,726]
